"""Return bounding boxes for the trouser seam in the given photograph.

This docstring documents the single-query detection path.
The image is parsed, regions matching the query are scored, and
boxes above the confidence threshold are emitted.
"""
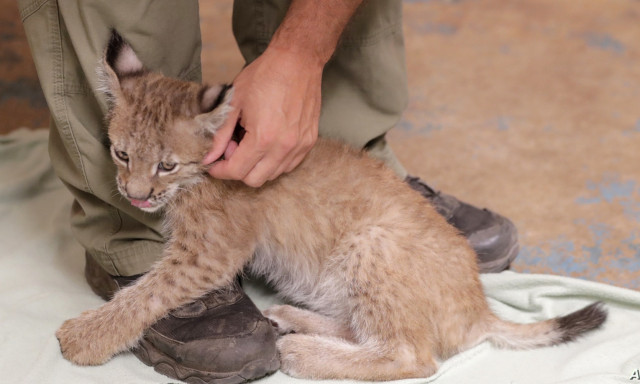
[254,0,268,57]
[48,0,116,255]
[49,1,93,196]
[340,22,404,47]
[89,240,164,276]
[19,0,48,21]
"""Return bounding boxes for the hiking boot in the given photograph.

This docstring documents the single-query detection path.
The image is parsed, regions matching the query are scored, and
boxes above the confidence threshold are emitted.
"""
[84,254,279,384]
[405,176,519,272]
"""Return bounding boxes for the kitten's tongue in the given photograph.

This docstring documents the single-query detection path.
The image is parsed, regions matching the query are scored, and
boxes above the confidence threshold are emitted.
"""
[130,199,152,208]
[224,140,238,159]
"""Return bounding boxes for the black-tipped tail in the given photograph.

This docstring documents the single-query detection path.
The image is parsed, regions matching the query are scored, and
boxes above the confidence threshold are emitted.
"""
[556,301,607,343]
[487,301,607,350]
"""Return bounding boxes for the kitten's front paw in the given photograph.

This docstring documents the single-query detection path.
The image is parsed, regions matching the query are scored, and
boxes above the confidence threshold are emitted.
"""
[263,305,297,335]
[56,311,116,366]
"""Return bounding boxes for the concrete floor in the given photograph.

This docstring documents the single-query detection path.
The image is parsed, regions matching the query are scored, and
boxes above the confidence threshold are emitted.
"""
[2,0,639,289]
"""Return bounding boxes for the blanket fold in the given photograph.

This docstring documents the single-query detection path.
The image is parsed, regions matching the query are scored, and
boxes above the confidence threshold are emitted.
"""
[1,129,638,384]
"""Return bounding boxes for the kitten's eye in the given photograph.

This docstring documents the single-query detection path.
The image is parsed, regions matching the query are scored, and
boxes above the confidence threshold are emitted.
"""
[115,150,129,162]
[158,161,177,172]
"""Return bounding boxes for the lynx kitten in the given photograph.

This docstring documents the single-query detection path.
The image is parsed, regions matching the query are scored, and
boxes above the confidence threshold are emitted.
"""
[56,32,607,381]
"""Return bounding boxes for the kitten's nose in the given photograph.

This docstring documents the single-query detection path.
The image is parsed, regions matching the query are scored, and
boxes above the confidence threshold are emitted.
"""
[125,185,153,201]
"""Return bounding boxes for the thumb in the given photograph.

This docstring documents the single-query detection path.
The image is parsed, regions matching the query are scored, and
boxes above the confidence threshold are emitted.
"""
[202,107,239,165]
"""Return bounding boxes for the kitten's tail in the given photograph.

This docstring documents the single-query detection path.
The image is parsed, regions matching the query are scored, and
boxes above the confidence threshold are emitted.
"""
[486,302,607,349]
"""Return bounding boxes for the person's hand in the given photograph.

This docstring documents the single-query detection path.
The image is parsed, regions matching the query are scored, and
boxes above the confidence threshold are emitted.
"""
[203,47,323,187]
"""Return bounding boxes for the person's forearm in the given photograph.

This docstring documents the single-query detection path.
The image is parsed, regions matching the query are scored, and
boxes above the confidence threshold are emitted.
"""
[268,0,364,66]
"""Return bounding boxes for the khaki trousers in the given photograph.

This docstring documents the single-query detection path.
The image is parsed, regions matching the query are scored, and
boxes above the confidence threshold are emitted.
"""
[19,0,408,276]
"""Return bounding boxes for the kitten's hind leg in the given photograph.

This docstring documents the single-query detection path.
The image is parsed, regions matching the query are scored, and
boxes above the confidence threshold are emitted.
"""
[277,333,436,380]
[263,305,353,340]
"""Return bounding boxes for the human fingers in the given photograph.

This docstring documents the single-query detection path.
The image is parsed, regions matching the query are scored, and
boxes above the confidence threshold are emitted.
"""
[271,93,319,178]
[269,128,317,180]
[242,156,284,187]
[202,107,239,165]
[208,131,265,181]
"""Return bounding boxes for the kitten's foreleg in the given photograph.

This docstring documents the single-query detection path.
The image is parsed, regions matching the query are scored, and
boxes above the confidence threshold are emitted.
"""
[56,239,251,366]
[263,305,353,341]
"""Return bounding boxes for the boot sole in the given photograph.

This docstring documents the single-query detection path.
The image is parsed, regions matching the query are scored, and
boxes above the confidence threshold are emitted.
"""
[132,337,280,384]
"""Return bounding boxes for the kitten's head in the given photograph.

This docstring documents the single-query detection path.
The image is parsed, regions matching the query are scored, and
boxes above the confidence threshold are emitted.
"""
[102,31,231,213]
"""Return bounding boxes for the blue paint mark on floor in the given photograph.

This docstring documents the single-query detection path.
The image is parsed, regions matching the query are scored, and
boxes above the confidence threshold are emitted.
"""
[397,118,444,136]
[397,119,414,132]
[419,121,443,134]
[596,179,634,203]
[576,174,635,203]
[623,233,640,260]
[516,227,640,288]
[580,32,626,55]
[622,119,640,136]
[576,174,640,222]
[621,200,640,222]
[518,237,589,275]
[496,116,510,131]
[484,116,511,131]
[581,223,609,264]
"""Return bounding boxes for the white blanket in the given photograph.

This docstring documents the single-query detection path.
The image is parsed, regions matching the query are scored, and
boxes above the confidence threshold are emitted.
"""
[1,129,639,384]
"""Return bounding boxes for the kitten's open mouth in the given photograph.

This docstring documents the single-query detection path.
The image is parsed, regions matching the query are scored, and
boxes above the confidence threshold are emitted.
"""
[130,199,153,209]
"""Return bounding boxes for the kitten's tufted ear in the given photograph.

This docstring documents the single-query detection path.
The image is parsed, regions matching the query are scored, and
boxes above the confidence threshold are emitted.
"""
[99,30,146,100]
[104,30,145,78]
[195,84,234,138]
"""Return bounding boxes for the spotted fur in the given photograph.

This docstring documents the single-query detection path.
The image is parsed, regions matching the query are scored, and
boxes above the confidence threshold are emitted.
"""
[55,31,607,380]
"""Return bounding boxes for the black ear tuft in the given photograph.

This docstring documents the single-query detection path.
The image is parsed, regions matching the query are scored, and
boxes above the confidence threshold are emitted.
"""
[195,85,234,137]
[104,29,145,79]
[199,83,232,113]
[105,30,125,72]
